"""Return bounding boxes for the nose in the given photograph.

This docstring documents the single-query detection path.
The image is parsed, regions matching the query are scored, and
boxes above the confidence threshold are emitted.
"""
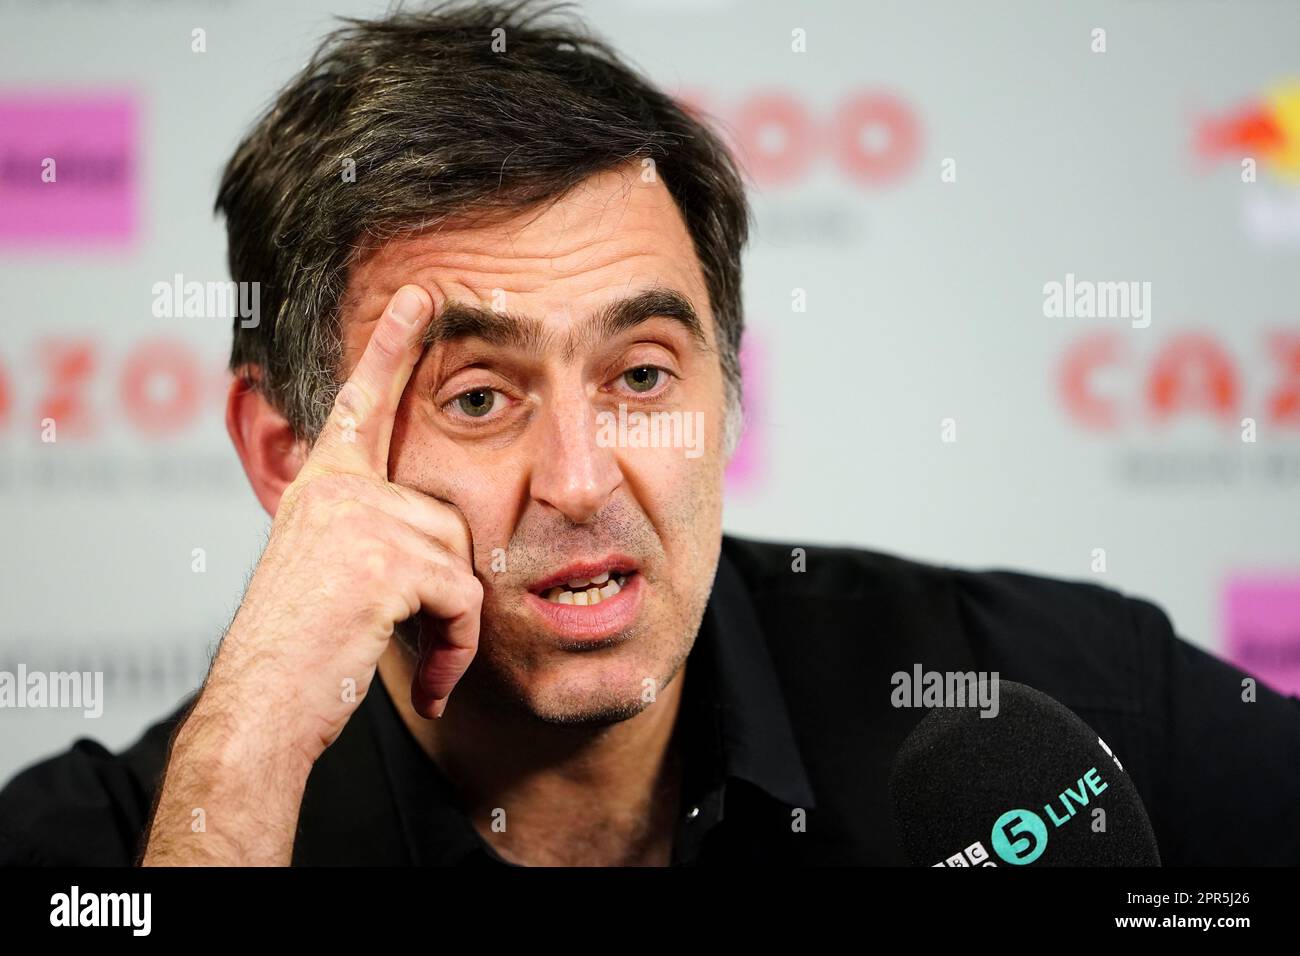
[529,388,623,524]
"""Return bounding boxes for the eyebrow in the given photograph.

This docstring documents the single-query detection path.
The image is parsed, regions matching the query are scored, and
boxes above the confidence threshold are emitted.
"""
[420,286,709,362]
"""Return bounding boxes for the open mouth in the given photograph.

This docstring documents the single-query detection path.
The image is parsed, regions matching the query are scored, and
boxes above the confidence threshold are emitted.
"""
[538,570,634,606]
[525,557,644,641]
[527,556,641,606]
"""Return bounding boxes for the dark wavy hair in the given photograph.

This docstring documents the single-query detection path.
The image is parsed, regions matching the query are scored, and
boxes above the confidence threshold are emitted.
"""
[216,0,752,446]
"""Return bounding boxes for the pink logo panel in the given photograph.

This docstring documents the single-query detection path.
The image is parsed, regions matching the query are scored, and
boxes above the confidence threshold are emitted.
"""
[725,337,764,492]
[0,94,138,246]
[1224,575,1300,696]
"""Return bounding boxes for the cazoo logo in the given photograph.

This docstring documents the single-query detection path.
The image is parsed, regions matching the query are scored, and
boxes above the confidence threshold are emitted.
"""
[678,88,922,188]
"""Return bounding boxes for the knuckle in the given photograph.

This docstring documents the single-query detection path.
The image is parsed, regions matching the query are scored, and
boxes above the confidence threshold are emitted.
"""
[465,576,485,611]
[331,497,371,530]
[429,537,474,580]
[291,474,350,515]
[430,505,474,559]
[449,570,484,616]
[352,539,392,582]
[463,569,484,600]
[332,380,372,420]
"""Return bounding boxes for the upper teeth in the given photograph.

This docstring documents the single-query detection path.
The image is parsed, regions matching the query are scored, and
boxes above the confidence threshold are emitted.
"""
[545,573,628,605]
[567,571,610,588]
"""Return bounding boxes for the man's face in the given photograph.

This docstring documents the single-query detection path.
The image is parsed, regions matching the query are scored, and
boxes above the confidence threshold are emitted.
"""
[337,163,730,725]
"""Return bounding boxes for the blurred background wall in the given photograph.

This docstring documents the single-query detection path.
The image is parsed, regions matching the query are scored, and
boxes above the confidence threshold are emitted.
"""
[1,0,1297,780]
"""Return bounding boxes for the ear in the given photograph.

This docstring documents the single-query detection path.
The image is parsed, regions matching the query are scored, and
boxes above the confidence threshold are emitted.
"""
[225,366,308,517]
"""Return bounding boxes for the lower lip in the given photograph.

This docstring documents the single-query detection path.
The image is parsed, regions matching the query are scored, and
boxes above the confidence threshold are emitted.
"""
[524,573,645,641]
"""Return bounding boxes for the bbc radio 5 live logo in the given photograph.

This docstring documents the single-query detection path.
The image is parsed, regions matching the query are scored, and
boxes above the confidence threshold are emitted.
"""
[932,738,1124,867]
[934,840,997,868]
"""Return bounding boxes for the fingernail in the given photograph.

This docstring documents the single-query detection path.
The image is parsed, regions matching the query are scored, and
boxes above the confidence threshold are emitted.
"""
[391,286,427,326]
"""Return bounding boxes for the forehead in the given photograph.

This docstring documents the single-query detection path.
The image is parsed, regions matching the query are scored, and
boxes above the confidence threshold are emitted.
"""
[339,164,715,343]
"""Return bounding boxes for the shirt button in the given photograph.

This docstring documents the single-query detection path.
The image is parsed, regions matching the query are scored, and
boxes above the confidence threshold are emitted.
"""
[686,806,701,821]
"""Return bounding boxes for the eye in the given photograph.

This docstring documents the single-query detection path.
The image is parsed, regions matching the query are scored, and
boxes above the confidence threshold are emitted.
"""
[622,366,661,393]
[453,387,500,418]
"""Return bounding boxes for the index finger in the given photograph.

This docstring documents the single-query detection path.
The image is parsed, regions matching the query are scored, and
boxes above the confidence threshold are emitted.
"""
[309,284,435,477]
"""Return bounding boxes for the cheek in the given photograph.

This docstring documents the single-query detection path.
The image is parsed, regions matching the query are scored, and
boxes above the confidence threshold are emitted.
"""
[388,412,527,564]
[625,446,724,554]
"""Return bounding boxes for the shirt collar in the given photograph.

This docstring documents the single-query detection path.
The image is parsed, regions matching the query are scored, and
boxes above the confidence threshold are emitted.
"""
[359,541,817,864]
[694,542,818,811]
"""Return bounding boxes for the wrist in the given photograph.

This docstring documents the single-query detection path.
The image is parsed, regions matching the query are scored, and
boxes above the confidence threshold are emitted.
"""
[178,693,317,788]
[143,702,313,866]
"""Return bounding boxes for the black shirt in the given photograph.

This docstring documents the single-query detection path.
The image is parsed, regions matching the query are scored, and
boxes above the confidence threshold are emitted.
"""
[2,535,1298,865]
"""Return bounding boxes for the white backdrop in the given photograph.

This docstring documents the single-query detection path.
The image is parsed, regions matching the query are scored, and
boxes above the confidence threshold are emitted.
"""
[2,0,1298,780]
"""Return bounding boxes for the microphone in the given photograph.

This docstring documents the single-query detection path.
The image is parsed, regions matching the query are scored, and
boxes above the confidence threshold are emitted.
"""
[888,679,1161,866]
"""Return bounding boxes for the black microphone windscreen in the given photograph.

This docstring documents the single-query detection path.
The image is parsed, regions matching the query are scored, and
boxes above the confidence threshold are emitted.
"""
[889,679,1160,866]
